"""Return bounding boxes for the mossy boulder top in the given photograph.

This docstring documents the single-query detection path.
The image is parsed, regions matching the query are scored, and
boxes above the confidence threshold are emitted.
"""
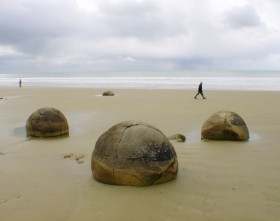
[91,121,178,186]
[201,111,249,141]
[26,107,69,138]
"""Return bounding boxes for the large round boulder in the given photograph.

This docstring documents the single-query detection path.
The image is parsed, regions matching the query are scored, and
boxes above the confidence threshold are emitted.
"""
[201,111,249,141]
[91,121,178,186]
[26,107,69,137]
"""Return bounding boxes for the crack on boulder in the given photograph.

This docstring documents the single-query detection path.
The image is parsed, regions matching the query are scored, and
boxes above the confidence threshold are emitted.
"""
[116,123,139,159]
[151,173,163,185]
[119,124,139,141]
[165,159,176,173]
[124,172,145,184]
[151,159,177,185]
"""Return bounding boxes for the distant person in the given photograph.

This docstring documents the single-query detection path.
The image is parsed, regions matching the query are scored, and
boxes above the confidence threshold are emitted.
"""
[19,79,22,88]
[194,82,206,99]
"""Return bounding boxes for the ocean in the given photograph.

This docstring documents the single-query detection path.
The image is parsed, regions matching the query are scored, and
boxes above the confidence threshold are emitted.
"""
[1,70,280,91]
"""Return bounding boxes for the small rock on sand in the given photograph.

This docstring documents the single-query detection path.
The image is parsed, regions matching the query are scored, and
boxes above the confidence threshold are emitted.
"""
[63,153,86,164]
[63,153,74,158]
[102,91,114,96]
[168,134,186,142]
[75,154,85,161]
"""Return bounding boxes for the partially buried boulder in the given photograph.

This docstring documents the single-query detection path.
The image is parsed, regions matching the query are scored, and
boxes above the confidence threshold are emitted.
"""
[91,121,178,186]
[201,111,249,141]
[102,91,114,96]
[26,107,69,137]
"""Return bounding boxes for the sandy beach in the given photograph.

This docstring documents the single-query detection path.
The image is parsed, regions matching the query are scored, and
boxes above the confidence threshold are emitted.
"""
[0,87,280,221]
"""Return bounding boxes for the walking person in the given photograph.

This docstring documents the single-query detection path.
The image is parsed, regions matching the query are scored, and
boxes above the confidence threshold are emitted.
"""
[19,79,22,88]
[194,82,206,99]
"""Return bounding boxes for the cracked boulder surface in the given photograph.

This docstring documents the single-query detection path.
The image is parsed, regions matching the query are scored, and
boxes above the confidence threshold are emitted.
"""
[26,107,69,138]
[201,111,249,141]
[91,121,178,186]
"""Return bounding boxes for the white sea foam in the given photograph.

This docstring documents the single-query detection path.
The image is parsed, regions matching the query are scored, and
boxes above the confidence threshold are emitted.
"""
[1,71,280,91]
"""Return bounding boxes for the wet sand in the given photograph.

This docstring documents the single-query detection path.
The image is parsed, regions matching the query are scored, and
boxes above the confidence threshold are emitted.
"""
[0,87,280,221]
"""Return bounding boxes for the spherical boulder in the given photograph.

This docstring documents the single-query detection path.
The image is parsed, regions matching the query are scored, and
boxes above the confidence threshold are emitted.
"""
[91,121,178,186]
[102,91,114,96]
[26,107,69,137]
[201,111,249,141]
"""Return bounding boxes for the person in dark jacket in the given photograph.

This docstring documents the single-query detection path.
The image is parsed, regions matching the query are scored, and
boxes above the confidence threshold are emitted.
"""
[194,82,206,99]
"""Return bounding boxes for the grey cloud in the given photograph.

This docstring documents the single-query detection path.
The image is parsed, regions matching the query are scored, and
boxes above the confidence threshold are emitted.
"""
[0,0,187,56]
[1,0,280,73]
[86,0,188,38]
[223,5,263,29]
[0,0,84,54]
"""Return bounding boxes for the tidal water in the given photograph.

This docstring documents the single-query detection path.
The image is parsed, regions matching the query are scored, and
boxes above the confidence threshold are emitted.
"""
[1,70,280,91]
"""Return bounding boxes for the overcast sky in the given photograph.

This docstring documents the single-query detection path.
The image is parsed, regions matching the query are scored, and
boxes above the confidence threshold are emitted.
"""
[1,0,280,73]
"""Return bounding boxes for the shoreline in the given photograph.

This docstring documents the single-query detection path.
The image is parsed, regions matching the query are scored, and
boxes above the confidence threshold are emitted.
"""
[1,88,280,221]
[2,85,280,92]
[2,71,280,91]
